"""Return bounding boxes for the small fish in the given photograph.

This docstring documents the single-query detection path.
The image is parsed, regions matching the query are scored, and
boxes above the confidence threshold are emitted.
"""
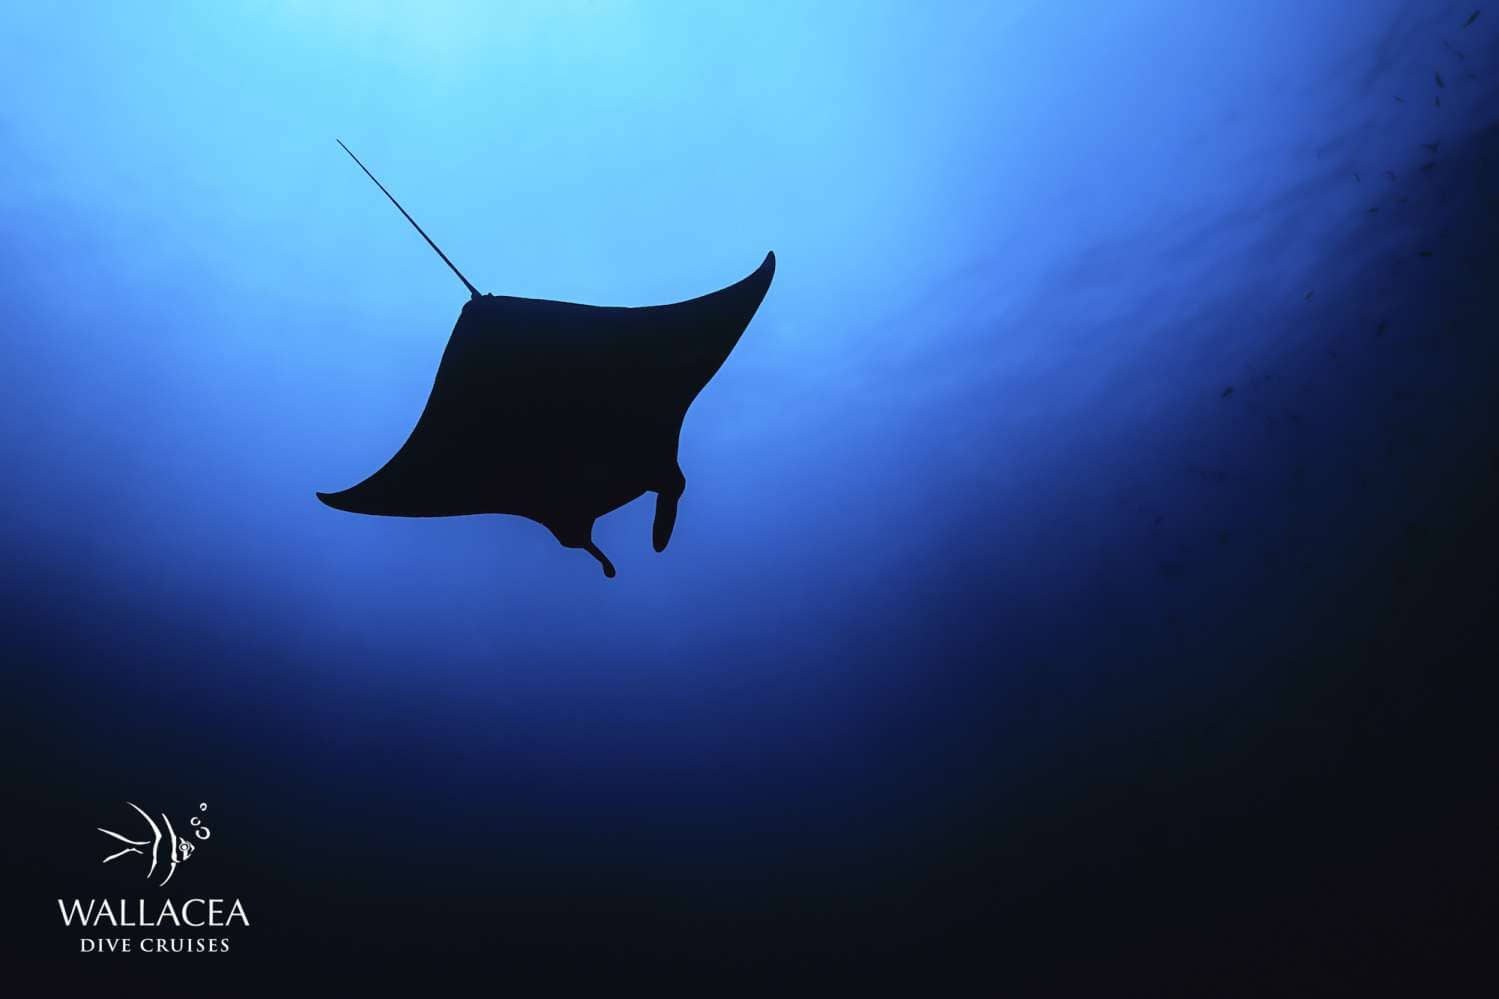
[1421,141,1440,154]
[1386,170,1399,181]
[1421,162,1436,173]
[1221,386,1234,399]
[1304,289,1315,300]
[1394,95,1406,103]
[1376,320,1388,337]
[1435,95,1442,106]
[1417,250,1433,257]
[1465,10,1481,28]
[1354,171,1362,182]
[98,802,208,887]
[1443,40,1466,59]
[1367,205,1380,214]
[1397,196,1409,204]
[1436,71,1446,88]
[1217,530,1230,546]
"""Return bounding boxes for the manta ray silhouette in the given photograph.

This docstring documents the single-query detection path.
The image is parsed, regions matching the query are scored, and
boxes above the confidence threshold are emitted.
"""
[318,143,775,577]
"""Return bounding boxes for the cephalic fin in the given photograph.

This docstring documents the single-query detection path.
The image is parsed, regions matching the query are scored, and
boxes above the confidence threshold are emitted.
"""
[581,540,616,578]
[652,465,686,553]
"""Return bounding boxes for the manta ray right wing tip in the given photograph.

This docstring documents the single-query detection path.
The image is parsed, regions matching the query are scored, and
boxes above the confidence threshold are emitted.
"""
[316,490,355,511]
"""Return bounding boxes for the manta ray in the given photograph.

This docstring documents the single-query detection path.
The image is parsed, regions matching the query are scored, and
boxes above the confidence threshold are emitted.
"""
[318,142,775,577]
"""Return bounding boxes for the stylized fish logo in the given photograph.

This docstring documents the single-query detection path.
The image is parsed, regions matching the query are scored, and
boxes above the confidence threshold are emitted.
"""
[97,802,210,887]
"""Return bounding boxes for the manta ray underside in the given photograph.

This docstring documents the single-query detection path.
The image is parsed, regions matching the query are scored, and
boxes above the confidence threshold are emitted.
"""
[318,143,774,577]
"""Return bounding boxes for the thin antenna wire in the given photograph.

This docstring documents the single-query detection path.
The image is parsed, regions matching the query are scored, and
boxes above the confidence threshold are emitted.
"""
[336,139,481,299]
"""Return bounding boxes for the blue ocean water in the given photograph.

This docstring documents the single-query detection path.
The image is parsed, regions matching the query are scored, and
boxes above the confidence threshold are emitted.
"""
[4,1,1497,989]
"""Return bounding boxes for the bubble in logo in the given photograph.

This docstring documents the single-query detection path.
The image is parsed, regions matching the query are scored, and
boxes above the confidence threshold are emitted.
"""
[190,802,211,841]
